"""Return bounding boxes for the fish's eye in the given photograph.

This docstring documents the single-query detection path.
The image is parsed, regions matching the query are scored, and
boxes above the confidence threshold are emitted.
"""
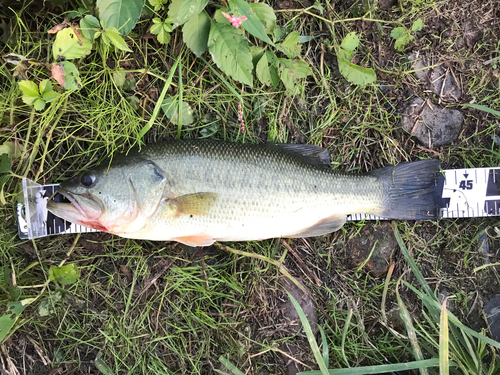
[81,173,96,187]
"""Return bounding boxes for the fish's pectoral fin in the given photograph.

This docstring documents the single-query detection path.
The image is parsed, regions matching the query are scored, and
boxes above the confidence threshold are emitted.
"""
[173,234,215,247]
[168,192,218,217]
[287,214,346,238]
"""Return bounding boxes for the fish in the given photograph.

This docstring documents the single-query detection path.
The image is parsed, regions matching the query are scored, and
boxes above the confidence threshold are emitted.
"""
[47,140,441,246]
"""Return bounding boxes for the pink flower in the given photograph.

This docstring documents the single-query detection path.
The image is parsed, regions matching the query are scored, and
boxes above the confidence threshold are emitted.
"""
[221,12,248,29]
[238,102,245,133]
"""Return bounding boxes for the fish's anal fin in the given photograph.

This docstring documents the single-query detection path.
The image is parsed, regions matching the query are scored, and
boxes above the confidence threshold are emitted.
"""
[168,192,218,217]
[287,214,346,238]
[173,234,215,247]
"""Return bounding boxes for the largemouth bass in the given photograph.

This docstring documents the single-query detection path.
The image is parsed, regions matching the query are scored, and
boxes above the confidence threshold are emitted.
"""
[47,140,440,246]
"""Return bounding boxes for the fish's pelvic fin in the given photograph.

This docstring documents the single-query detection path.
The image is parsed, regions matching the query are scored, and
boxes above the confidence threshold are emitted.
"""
[168,192,218,217]
[288,214,346,238]
[173,234,215,247]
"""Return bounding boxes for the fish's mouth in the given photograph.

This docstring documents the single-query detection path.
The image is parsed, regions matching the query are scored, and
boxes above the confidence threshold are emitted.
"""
[47,187,103,225]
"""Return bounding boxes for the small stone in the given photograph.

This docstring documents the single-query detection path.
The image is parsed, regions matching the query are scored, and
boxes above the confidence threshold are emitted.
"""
[346,222,397,277]
[401,97,463,147]
[429,65,462,102]
[483,294,500,341]
[379,0,396,9]
[410,55,461,101]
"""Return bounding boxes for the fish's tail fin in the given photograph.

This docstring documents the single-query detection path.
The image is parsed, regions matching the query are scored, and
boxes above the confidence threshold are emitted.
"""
[372,160,441,220]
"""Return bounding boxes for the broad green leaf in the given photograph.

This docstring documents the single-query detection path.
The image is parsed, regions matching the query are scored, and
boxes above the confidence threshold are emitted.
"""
[277,58,312,93]
[207,22,253,86]
[49,264,80,285]
[105,27,132,51]
[161,97,194,126]
[411,18,424,31]
[250,46,265,67]
[390,26,406,39]
[101,32,111,47]
[337,56,377,85]
[33,98,46,111]
[96,0,146,35]
[168,0,209,28]
[256,52,280,87]
[37,292,62,317]
[256,52,272,86]
[0,154,11,174]
[52,27,92,60]
[229,0,274,45]
[249,3,276,33]
[80,15,100,41]
[39,80,52,96]
[151,18,173,44]
[183,11,210,57]
[39,80,58,102]
[0,142,20,159]
[18,80,39,98]
[394,33,413,51]
[148,0,167,11]
[214,8,231,24]
[0,299,34,343]
[58,61,82,90]
[277,31,300,58]
[113,70,126,87]
[0,266,20,300]
[341,32,359,51]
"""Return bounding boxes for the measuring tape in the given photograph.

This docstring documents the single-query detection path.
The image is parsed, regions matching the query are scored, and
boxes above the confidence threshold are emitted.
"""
[17,167,500,240]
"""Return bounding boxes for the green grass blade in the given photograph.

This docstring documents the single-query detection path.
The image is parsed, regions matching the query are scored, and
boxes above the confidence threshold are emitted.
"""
[462,103,500,117]
[95,352,115,375]
[219,356,245,375]
[298,358,447,375]
[287,291,329,375]
[393,223,434,298]
[341,308,353,367]
[403,281,500,349]
[318,325,329,368]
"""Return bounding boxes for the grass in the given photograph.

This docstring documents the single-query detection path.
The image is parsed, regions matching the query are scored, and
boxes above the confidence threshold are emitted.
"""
[1,0,500,374]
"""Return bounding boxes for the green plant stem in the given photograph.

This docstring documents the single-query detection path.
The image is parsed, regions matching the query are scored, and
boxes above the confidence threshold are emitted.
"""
[16,107,36,175]
[137,52,183,140]
[177,61,183,140]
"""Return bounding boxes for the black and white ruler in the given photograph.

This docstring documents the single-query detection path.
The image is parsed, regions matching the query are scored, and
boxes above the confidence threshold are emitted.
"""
[17,167,500,240]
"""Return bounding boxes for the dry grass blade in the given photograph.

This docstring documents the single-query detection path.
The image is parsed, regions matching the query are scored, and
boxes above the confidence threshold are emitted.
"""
[439,296,453,375]
[395,278,428,375]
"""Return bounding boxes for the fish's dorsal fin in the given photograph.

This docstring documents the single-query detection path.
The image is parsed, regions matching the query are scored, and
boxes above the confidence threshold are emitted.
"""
[287,214,346,238]
[272,143,331,169]
[168,192,218,217]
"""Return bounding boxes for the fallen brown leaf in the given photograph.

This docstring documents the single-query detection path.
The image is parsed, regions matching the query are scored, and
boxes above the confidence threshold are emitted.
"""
[47,23,65,34]
[51,64,65,87]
